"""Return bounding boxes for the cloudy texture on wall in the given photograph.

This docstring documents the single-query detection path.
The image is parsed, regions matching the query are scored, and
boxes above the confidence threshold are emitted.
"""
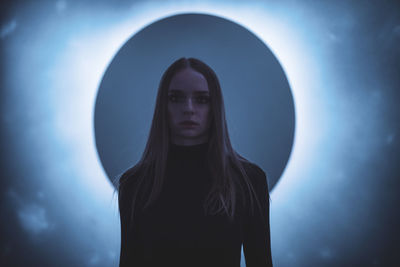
[1,0,399,266]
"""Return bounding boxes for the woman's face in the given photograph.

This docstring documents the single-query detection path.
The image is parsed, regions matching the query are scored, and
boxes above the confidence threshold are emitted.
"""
[167,67,212,146]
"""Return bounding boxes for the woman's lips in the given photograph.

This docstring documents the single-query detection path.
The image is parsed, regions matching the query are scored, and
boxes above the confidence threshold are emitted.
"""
[180,121,198,127]
[180,121,198,125]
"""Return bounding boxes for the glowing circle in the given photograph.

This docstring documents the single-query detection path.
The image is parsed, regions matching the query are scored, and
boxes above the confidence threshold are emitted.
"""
[94,13,295,191]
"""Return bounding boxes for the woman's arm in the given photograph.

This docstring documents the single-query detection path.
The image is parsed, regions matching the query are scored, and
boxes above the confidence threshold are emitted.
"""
[118,183,132,267]
[243,165,273,267]
[118,180,144,267]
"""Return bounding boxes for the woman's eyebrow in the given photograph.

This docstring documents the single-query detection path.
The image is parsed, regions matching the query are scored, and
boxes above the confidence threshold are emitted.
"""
[195,91,210,95]
[168,89,183,94]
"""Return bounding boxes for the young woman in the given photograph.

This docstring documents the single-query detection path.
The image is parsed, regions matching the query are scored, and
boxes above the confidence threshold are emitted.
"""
[117,57,273,267]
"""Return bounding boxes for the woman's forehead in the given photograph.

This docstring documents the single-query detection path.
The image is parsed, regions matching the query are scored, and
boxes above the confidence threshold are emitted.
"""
[168,68,209,93]
[168,89,209,95]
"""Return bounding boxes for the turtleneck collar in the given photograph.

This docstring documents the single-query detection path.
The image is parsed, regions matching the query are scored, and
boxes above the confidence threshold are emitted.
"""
[168,141,209,161]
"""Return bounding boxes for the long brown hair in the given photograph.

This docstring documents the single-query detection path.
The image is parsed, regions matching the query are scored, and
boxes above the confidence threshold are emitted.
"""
[116,57,265,226]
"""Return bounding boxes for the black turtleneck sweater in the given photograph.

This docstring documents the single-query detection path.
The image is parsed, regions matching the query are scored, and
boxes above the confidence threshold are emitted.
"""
[118,142,272,267]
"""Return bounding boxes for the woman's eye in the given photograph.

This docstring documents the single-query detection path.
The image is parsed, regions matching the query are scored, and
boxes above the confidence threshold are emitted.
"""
[168,95,210,104]
[168,95,183,102]
[196,96,210,104]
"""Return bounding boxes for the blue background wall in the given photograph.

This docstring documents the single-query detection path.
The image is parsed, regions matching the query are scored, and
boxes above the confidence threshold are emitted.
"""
[1,0,399,266]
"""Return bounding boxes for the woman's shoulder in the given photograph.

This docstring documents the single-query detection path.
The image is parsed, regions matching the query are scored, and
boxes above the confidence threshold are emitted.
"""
[118,163,148,209]
[240,160,267,181]
[118,163,147,193]
[237,160,269,195]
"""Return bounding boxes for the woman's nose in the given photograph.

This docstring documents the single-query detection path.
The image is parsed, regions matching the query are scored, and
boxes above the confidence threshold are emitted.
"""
[183,97,194,110]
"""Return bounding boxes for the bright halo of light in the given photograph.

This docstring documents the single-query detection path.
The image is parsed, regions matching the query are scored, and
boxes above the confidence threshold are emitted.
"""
[52,1,320,206]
